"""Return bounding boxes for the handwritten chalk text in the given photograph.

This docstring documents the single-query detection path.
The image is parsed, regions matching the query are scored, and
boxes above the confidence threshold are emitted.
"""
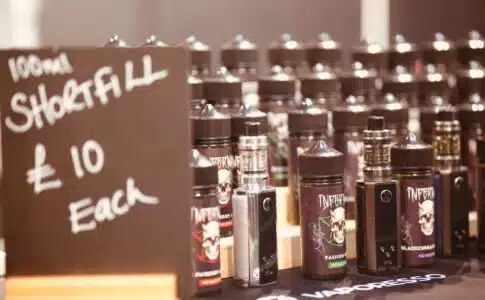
[8,52,73,83]
[4,55,169,134]
[26,143,63,194]
[68,177,160,234]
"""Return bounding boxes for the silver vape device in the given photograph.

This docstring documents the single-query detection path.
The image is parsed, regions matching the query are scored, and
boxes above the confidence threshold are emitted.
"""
[232,121,278,287]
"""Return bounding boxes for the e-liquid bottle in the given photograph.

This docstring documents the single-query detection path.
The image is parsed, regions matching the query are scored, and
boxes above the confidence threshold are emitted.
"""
[417,64,453,145]
[300,63,340,109]
[203,67,243,116]
[183,35,211,78]
[304,32,343,73]
[432,108,470,257]
[233,122,278,287]
[388,34,421,75]
[374,66,413,143]
[192,104,234,238]
[231,104,268,190]
[190,149,221,295]
[340,62,379,105]
[299,139,346,280]
[356,116,401,275]
[351,40,387,75]
[267,33,306,76]
[456,61,485,209]
[137,34,168,47]
[456,30,485,69]
[221,34,259,107]
[476,138,485,253]
[332,96,372,219]
[421,33,457,74]
[103,34,129,47]
[258,66,296,186]
[189,75,205,113]
[391,133,435,268]
[288,99,329,225]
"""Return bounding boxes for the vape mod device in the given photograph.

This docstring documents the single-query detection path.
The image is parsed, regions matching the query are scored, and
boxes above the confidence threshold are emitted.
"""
[433,109,470,257]
[356,116,401,275]
[232,122,278,287]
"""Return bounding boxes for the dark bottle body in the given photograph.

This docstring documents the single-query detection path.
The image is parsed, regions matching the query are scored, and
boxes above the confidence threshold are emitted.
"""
[191,185,222,296]
[288,132,326,225]
[259,98,295,187]
[478,156,485,253]
[356,180,401,275]
[433,167,470,257]
[195,139,234,238]
[460,127,483,210]
[300,177,347,280]
[332,130,364,220]
[394,171,435,267]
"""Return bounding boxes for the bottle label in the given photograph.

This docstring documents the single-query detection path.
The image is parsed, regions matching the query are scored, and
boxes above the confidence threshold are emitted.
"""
[399,178,436,266]
[333,133,364,219]
[191,200,221,289]
[300,183,346,277]
[197,146,234,237]
[267,112,289,186]
[288,136,320,224]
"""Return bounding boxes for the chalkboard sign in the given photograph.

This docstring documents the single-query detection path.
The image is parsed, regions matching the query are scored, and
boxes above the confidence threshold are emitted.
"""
[0,48,192,298]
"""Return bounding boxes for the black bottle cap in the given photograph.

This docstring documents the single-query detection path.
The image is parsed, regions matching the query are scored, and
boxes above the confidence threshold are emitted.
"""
[437,107,457,121]
[340,62,378,98]
[104,35,129,47]
[299,139,344,178]
[388,34,420,71]
[332,95,372,131]
[267,33,305,66]
[288,99,328,133]
[258,65,296,97]
[456,61,485,100]
[203,67,242,102]
[351,39,387,71]
[191,104,231,141]
[189,75,204,100]
[391,133,434,169]
[191,149,218,187]
[300,64,340,98]
[367,116,385,130]
[304,32,342,68]
[138,34,168,47]
[456,30,485,67]
[421,32,456,67]
[231,104,268,138]
[183,35,211,68]
[382,66,418,95]
[244,121,262,136]
[221,34,259,66]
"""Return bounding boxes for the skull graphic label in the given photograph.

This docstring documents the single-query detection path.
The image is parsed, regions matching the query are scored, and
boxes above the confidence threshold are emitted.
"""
[419,200,434,236]
[330,207,346,245]
[202,221,220,261]
[217,168,232,205]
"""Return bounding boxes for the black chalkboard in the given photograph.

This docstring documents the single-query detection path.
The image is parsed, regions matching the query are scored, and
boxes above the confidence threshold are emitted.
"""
[0,48,192,299]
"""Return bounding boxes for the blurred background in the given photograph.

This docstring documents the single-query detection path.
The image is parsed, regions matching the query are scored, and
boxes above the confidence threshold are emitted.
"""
[1,0,485,72]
